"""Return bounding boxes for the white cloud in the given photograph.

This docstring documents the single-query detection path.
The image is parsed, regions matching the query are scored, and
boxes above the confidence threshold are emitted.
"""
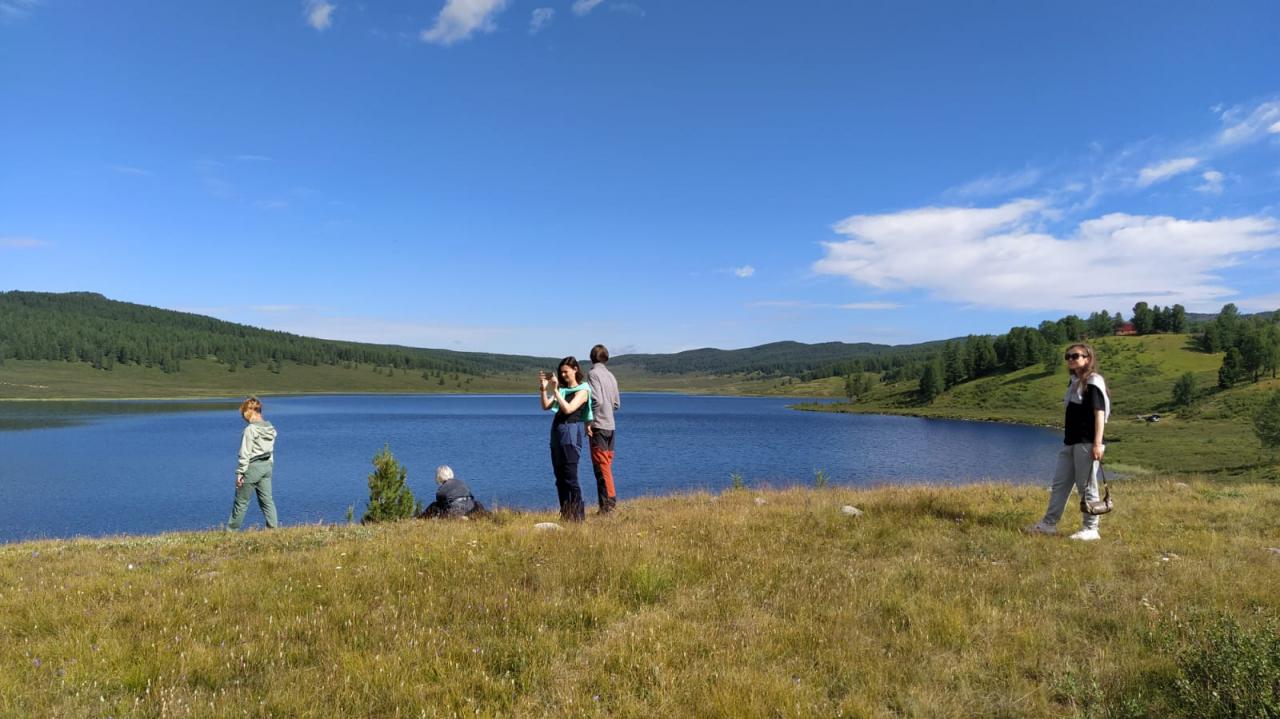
[1270,121,1280,134]
[610,2,645,16]
[572,0,604,15]
[733,265,755,278]
[747,300,901,310]
[0,0,40,21]
[814,200,1280,312]
[0,236,49,249]
[421,0,510,46]
[1236,294,1280,312]
[529,7,554,34]
[1218,101,1280,145]
[1136,157,1199,187]
[839,302,901,310]
[945,168,1041,199]
[1195,170,1225,195]
[303,0,335,31]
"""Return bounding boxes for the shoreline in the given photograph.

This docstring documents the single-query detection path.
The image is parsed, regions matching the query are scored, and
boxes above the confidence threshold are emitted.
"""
[790,399,1060,430]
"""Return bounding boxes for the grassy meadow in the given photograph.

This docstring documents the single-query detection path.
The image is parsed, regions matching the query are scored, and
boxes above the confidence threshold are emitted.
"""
[4,481,1280,717]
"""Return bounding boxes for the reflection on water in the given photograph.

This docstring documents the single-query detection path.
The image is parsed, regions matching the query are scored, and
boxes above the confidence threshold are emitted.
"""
[0,399,239,431]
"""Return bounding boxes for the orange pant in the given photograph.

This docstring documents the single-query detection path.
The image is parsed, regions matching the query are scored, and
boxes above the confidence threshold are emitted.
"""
[590,447,616,503]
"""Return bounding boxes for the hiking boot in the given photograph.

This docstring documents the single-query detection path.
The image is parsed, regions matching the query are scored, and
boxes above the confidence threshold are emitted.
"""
[1069,528,1101,541]
[1025,522,1056,535]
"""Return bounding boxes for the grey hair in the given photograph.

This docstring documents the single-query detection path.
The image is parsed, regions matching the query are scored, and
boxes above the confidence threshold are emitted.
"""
[435,465,454,484]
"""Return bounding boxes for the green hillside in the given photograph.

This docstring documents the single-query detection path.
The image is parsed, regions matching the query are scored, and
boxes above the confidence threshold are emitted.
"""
[796,334,1280,476]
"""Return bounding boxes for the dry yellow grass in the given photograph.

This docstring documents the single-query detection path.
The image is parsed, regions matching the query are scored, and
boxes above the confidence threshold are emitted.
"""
[3,480,1279,717]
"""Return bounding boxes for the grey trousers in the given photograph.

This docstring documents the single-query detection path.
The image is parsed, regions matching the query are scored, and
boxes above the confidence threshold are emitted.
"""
[227,461,279,530]
[1040,443,1102,530]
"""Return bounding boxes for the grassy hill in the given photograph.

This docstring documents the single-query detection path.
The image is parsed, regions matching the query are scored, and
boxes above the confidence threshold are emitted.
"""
[794,334,1280,477]
[0,290,554,384]
[4,482,1279,717]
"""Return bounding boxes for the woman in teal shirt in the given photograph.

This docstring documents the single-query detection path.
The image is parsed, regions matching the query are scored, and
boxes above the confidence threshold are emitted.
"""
[539,356,593,522]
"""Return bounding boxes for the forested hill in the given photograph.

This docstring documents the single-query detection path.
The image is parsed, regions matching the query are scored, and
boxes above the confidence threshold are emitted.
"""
[0,291,552,376]
[0,291,956,381]
[611,340,946,377]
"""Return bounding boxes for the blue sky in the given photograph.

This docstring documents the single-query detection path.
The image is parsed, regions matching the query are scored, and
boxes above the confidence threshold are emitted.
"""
[2,0,1279,356]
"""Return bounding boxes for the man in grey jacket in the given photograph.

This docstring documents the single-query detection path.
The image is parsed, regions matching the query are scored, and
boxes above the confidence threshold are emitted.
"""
[587,344,621,513]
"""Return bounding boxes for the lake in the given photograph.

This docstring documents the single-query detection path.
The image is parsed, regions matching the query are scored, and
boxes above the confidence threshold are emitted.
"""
[0,394,1063,543]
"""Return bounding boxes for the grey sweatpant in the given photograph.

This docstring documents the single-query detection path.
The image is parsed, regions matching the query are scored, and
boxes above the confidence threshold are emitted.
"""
[1040,443,1102,530]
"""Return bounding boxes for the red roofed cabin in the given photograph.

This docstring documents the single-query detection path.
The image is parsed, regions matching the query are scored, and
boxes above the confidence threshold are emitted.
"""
[1115,322,1138,336]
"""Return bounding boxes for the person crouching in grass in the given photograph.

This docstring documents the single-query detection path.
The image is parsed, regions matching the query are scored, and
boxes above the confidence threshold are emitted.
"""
[226,396,279,531]
[420,464,483,519]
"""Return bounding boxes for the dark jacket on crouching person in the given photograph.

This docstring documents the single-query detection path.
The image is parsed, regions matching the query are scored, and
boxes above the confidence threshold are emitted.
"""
[420,472,486,519]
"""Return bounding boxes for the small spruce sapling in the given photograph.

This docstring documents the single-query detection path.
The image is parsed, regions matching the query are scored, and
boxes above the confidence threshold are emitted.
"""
[362,444,419,523]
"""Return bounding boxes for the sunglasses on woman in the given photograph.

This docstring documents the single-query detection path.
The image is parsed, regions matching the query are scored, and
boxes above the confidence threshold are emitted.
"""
[1064,352,1088,360]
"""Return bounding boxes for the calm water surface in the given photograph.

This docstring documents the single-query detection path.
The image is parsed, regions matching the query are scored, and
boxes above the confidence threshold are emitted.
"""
[0,394,1062,543]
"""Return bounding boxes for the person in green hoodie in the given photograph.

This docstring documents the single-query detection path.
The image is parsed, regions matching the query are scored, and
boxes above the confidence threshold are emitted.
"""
[226,396,279,530]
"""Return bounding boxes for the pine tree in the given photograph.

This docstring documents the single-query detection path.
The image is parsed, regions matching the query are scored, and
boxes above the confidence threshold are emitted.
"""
[1254,390,1280,451]
[1219,348,1243,389]
[1172,372,1196,408]
[918,360,944,402]
[1238,325,1266,383]
[362,445,419,523]
[942,342,964,389]
[1265,325,1280,380]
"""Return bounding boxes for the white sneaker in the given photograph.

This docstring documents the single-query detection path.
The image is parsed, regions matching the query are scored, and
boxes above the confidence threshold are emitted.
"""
[1025,522,1056,535]
[1069,528,1100,541]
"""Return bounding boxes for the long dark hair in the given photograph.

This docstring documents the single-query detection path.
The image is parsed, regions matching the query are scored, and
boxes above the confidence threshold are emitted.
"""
[558,356,584,386]
[1066,342,1099,383]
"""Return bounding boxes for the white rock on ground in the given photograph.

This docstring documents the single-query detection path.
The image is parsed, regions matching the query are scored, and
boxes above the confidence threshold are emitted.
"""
[754,497,767,506]
[841,505,864,517]
[534,522,562,531]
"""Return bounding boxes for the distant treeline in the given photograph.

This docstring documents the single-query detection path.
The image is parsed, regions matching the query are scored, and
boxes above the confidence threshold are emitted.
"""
[611,340,945,378]
[0,291,550,376]
[1200,304,1280,387]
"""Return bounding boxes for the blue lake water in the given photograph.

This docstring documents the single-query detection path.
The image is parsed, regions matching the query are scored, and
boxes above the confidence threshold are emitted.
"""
[0,394,1063,543]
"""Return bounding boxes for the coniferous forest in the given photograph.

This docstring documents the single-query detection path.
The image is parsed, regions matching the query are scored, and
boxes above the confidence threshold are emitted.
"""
[0,291,549,376]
